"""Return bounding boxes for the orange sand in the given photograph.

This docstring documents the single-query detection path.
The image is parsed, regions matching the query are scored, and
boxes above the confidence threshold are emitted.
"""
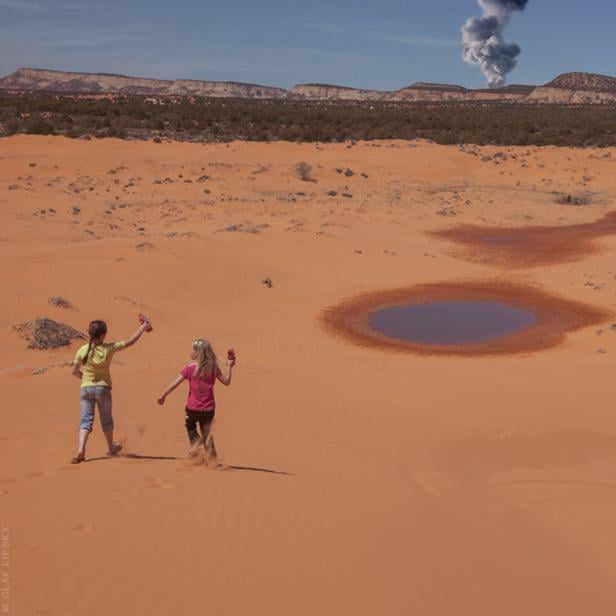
[2,136,616,615]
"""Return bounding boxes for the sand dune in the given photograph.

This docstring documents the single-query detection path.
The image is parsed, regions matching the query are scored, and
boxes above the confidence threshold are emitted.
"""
[2,136,616,614]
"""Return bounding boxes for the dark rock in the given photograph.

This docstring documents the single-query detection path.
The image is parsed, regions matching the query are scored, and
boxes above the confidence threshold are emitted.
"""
[262,278,273,288]
[436,207,457,217]
[48,296,74,309]
[216,224,270,234]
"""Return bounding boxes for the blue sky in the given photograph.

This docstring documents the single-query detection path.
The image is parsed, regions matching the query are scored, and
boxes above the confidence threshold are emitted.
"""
[0,0,614,90]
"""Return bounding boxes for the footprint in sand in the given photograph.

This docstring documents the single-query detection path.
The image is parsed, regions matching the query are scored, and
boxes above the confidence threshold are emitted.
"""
[148,478,176,489]
[25,471,47,479]
[413,472,449,501]
[71,522,95,533]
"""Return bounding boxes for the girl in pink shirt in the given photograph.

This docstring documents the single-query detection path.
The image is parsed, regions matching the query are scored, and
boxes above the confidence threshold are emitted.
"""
[157,338,235,464]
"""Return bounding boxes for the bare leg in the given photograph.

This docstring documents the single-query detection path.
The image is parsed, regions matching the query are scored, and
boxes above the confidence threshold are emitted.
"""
[76,429,90,458]
[204,432,218,468]
[104,431,122,455]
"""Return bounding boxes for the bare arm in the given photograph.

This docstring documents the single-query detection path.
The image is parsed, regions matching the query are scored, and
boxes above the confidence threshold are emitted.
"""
[217,358,235,386]
[122,321,150,349]
[157,375,185,405]
[71,361,83,380]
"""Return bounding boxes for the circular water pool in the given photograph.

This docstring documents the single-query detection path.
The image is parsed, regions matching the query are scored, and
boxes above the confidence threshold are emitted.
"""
[368,301,537,345]
[320,282,608,356]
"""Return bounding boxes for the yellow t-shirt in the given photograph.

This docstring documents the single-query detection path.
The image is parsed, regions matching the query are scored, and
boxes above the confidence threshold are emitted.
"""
[74,341,125,387]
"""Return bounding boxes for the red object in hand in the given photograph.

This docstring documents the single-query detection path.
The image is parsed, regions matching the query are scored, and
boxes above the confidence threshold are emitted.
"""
[138,313,153,332]
[227,348,236,361]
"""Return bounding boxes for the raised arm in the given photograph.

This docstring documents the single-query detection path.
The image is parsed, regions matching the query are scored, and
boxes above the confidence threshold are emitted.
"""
[123,321,151,349]
[217,358,235,386]
[157,375,186,405]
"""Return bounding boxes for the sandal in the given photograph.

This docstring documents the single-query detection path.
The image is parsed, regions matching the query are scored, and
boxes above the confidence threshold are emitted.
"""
[71,454,85,464]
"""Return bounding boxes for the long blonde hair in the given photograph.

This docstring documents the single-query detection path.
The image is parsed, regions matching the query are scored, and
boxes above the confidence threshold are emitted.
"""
[193,338,218,378]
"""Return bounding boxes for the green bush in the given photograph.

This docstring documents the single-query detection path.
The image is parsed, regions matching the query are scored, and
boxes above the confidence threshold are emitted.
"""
[25,114,54,135]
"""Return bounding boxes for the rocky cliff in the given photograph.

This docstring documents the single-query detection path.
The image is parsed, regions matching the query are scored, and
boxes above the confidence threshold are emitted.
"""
[289,83,387,101]
[3,67,616,105]
[0,68,286,99]
[526,72,616,104]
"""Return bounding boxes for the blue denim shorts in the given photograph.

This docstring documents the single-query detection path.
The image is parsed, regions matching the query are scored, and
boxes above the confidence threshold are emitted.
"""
[79,386,113,432]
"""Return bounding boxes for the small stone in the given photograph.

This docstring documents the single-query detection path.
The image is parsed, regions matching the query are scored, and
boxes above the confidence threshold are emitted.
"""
[49,296,73,309]
[262,278,273,288]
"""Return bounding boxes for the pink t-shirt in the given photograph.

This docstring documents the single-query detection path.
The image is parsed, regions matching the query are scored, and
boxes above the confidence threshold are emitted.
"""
[181,363,220,411]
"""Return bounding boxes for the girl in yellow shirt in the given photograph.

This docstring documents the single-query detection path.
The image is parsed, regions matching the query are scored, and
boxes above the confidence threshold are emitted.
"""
[71,318,151,463]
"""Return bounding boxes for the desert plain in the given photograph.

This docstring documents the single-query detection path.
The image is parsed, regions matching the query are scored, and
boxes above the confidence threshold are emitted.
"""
[3,135,616,614]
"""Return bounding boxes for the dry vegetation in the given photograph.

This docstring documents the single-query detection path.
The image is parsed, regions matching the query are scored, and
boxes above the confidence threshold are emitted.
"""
[3,93,616,146]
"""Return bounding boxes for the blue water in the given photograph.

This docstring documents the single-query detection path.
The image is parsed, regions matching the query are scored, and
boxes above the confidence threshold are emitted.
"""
[368,301,537,345]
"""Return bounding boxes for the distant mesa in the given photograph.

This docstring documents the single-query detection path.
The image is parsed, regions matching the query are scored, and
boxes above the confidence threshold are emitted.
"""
[546,72,616,93]
[2,67,616,104]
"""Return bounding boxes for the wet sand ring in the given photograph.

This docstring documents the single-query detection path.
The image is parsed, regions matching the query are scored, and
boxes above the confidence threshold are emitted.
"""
[429,211,616,268]
[320,281,610,357]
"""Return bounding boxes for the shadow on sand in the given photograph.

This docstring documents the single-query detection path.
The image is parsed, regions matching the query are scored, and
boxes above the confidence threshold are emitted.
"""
[81,453,294,475]
[223,464,294,476]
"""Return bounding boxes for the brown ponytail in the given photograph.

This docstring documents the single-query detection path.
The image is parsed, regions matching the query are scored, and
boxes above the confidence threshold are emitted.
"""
[82,320,107,365]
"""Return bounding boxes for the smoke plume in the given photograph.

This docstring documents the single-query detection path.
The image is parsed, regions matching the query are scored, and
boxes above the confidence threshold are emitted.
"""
[462,0,529,88]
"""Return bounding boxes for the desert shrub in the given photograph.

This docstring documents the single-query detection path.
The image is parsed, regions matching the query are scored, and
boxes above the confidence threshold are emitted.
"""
[4,117,21,136]
[556,193,592,206]
[25,114,54,135]
[295,161,313,181]
[4,92,616,146]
